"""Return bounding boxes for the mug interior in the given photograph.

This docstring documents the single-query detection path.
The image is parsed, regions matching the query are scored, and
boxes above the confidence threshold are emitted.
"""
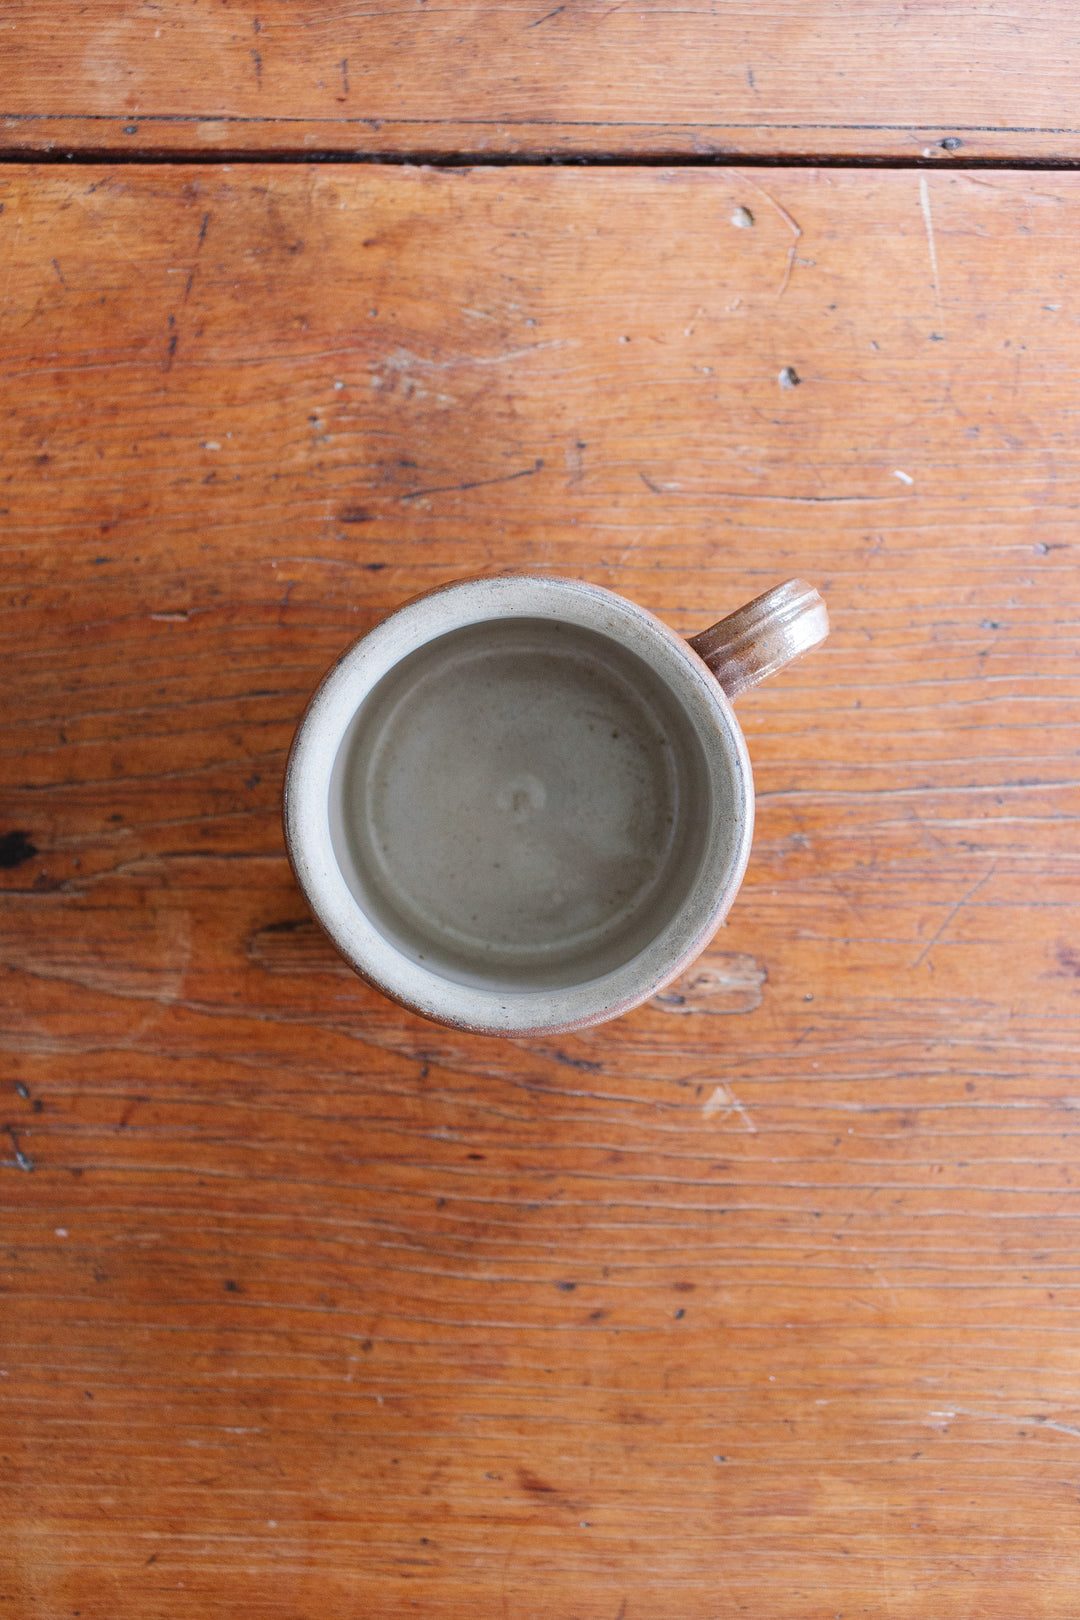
[284,576,752,1034]
[328,616,712,992]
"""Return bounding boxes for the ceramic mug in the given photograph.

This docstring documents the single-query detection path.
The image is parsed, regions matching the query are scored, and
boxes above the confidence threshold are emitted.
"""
[284,575,827,1036]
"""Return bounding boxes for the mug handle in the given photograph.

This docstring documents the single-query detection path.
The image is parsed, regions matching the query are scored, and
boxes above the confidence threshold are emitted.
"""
[687,578,829,702]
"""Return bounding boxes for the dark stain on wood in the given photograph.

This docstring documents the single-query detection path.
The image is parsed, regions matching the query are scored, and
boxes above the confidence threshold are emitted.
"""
[0,831,37,869]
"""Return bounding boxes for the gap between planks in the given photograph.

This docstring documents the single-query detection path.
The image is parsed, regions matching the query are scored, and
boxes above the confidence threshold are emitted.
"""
[6,149,1080,171]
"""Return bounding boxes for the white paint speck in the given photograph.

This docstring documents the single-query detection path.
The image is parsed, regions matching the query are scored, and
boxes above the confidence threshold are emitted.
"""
[334,380,344,389]
[893,469,914,485]
[55,1228,67,1237]
[202,441,221,451]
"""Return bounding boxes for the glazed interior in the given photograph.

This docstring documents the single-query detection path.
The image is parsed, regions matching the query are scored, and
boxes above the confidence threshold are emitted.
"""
[329,617,714,991]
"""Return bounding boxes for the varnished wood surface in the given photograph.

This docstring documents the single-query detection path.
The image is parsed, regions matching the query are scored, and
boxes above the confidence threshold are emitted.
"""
[6,2,1080,161]
[3,164,1080,1615]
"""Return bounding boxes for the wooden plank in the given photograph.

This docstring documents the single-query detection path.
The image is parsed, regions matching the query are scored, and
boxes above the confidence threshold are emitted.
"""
[5,2,1080,160]
[8,115,1080,164]
[2,163,1080,1617]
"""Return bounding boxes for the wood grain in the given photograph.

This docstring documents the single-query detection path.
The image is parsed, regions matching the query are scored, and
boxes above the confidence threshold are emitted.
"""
[3,164,1080,1617]
[6,2,1080,161]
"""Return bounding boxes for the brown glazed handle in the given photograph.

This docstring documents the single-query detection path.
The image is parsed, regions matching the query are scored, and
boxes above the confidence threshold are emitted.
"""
[688,578,829,702]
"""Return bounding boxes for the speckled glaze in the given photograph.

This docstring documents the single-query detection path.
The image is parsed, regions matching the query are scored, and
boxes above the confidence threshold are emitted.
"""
[283,575,828,1035]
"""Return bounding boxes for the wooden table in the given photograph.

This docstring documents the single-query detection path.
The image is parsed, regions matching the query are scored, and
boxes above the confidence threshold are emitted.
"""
[3,8,1080,1616]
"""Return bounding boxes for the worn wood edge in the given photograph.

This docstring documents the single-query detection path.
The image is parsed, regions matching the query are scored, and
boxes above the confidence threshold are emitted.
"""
[4,115,1080,163]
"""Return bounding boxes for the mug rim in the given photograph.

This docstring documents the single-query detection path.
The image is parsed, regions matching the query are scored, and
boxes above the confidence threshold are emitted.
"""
[283,574,754,1035]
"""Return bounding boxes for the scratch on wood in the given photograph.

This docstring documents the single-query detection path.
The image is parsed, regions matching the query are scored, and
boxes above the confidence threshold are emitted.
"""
[919,175,944,330]
[402,459,543,502]
[910,864,995,969]
[733,171,803,296]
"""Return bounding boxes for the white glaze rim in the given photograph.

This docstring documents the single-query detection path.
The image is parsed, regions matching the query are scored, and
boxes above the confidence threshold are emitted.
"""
[283,576,754,1035]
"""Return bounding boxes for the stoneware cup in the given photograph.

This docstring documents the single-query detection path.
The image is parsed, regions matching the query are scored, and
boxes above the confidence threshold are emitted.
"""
[284,575,828,1036]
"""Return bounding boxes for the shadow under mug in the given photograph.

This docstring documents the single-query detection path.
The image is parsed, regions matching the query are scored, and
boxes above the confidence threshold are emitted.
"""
[284,575,828,1036]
